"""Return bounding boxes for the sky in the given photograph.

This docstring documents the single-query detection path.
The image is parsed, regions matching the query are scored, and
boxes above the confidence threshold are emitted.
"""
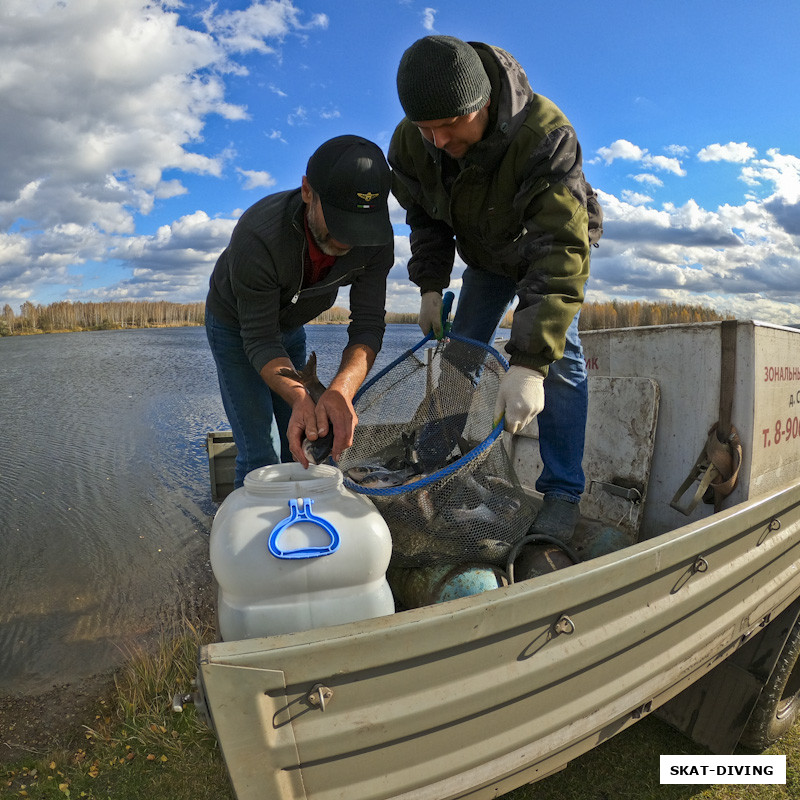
[2,0,800,325]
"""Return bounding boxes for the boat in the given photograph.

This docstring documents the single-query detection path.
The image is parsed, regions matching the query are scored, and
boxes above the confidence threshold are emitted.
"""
[187,319,800,800]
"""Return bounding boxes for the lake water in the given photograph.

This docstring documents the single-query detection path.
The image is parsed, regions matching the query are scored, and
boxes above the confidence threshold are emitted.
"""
[0,323,426,695]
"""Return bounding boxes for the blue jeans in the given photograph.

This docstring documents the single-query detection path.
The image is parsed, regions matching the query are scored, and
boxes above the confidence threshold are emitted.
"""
[205,309,307,488]
[450,267,588,503]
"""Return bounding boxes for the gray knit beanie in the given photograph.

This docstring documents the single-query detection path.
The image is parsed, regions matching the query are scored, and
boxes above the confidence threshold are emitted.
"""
[396,36,491,122]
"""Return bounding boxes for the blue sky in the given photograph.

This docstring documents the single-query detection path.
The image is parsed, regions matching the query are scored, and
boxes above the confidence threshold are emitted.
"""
[2,0,800,324]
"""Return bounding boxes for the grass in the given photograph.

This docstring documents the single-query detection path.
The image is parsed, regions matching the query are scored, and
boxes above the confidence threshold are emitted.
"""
[2,618,233,799]
[507,716,799,800]
[3,617,798,800]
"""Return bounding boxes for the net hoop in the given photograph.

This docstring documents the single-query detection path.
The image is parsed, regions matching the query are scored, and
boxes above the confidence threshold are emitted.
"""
[353,331,509,403]
[344,332,509,497]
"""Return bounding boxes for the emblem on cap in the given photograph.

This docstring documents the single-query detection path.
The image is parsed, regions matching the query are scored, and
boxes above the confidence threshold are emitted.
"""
[356,192,380,202]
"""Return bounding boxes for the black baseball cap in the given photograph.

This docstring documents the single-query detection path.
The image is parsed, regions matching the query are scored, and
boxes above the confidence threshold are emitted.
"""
[306,135,393,247]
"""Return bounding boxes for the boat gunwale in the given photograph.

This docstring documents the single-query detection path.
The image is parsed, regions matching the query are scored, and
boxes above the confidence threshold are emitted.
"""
[198,469,800,800]
[201,475,800,667]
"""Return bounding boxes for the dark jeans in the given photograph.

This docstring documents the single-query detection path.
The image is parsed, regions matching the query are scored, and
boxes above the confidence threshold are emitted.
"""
[451,267,588,502]
[205,308,306,488]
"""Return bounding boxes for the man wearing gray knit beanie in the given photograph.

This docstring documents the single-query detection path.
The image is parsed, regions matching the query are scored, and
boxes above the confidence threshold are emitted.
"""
[389,35,603,544]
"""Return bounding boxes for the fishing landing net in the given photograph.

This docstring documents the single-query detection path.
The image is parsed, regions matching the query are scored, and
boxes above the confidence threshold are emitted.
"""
[339,333,537,569]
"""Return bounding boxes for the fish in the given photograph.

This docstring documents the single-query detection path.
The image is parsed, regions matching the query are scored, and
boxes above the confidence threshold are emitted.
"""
[347,463,423,489]
[358,470,408,489]
[383,487,438,528]
[416,488,436,521]
[346,464,382,482]
[443,502,503,527]
[390,521,463,560]
[455,474,494,506]
[439,486,523,538]
[389,524,511,565]
[277,352,334,465]
[475,538,513,561]
[344,430,524,560]
[482,475,518,493]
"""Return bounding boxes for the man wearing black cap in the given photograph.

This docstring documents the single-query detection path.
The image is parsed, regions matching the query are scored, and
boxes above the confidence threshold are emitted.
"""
[206,135,394,486]
[389,36,603,542]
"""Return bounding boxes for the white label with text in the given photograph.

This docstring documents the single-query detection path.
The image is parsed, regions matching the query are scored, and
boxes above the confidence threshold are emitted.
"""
[660,755,786,784]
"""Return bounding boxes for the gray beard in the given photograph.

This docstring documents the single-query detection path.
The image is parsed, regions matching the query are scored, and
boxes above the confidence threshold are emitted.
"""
[313,231,351,257]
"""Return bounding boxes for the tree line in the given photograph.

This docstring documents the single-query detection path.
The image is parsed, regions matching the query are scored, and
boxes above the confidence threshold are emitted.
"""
[0,298,732,337]
[576,300,732,330]
[1,300,206,335]
[324,300,732,329]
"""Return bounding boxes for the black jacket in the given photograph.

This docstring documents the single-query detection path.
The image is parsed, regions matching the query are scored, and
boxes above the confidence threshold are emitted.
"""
[206,189,393,373]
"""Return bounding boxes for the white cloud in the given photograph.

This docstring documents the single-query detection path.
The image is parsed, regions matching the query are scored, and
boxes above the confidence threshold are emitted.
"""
[237,169,277,190]
[388,193,407,226]
[200,1,328,54]
[594,140,686,176]
[644,155,686,176]
[0,1,233,228]
[665,145,689,158]
[99,210,238,301]
[288,106,309,125]
[114,211,237,264]
[697,142,757,163]
[586,176,800,325]
[741,149,800,205]
[0,0,326,307]
[621,190,653,206]
[422,8,437,31]
[596,139,646,164]
[632,174,663,188]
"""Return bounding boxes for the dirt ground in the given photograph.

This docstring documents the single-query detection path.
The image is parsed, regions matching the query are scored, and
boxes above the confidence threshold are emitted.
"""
[0,673,115,764]
[0,556,216,766]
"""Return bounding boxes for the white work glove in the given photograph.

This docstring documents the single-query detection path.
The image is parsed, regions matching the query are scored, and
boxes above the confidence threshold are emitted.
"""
[418,291,443,338]
[493,366,546,434]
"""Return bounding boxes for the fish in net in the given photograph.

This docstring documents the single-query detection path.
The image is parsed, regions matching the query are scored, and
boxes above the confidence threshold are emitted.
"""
[338,333,537,568]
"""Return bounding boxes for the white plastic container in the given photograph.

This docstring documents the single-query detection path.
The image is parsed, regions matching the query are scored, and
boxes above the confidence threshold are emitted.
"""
[210,463,395,640]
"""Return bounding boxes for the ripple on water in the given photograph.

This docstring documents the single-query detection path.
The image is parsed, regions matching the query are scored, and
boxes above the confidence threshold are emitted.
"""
[0,329,224,693]
[0,324,424,693]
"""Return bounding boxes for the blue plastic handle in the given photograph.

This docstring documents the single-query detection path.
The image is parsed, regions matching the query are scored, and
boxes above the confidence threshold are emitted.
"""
[268,498,341,560]
[441,290,454,337]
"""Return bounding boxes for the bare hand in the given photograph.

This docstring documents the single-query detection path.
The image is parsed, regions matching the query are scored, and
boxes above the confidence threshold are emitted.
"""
[315,388,357,462]
[287,393,318,468]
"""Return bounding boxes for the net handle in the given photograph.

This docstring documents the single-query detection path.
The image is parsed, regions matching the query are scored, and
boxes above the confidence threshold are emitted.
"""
[440,290,454,338]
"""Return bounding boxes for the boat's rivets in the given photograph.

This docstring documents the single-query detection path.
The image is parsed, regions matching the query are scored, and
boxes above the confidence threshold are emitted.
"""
[553,615,575,635]
[308,683,333,711]
[758,518,782,546]
[693,556,709,574]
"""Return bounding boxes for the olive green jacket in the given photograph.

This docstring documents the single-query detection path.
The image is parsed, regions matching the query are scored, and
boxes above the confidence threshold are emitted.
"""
[389,42,602,372]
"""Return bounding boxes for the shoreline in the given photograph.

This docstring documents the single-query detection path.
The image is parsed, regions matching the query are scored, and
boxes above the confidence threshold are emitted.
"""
[0,319,423,338]
[0,550,217,766]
